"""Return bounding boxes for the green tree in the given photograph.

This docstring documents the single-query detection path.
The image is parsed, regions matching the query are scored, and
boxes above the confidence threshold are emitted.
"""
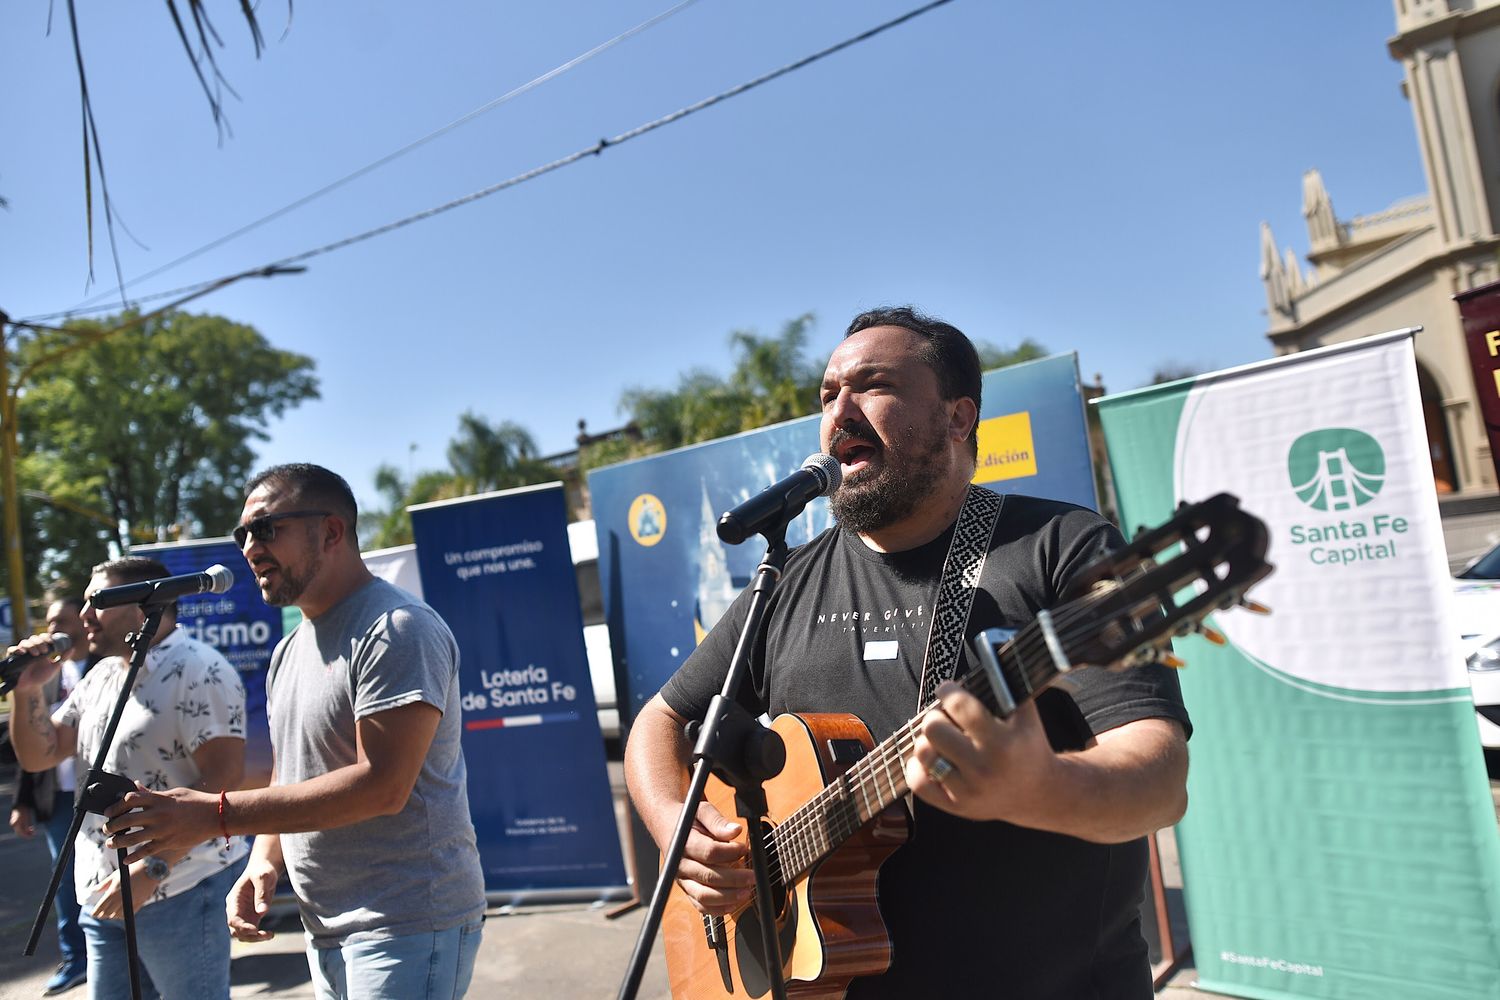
[582,315,825,470]
[729,313,821,429]
[13,309,317,592]
[1147,363,1204,386]
[581,318,1054,473]
[362,413,559,549]
[446,412,555,494]
[33,2,287,275]
[975,338,1049,371]
[612,370,748,456]
[363,464,467,550]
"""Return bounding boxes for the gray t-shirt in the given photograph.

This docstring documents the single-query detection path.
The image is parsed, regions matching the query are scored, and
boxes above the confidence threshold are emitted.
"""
[266,578,485,947]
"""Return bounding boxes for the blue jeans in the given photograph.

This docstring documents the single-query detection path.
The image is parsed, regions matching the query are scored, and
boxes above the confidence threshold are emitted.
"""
[42,789,87,975]
[80,858,245,1000]
[306,919,484,1000]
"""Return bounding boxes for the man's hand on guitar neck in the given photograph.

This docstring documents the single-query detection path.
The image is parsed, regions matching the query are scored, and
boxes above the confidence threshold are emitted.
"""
[904,681,1188,843]
[904,683,1063,825]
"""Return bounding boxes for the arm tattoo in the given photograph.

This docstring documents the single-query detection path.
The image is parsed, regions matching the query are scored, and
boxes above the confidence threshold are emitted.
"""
[22,692,59,760]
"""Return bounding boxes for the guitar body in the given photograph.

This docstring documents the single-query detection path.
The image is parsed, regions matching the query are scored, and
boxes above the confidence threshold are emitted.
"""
[663,712,911,999]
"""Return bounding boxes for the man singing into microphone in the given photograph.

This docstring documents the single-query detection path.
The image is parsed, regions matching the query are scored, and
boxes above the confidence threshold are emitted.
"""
[625,306,1192,998]
[8,557,248,1000]
[103,464,485,1000]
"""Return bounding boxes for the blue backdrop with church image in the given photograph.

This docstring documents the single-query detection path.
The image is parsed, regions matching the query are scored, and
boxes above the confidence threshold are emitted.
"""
[586,352,1099,728]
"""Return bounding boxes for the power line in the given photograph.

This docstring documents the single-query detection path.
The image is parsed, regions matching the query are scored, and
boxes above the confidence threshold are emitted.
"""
[49,0,703,319]
[21,0,955,325]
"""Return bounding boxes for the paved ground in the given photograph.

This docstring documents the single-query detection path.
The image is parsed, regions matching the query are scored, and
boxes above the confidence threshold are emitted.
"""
[3,764,1497,999]
[0,757,1187,1000]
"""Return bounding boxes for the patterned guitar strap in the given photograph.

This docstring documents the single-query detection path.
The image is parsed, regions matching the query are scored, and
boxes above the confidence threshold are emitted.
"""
[915,484,1005,712]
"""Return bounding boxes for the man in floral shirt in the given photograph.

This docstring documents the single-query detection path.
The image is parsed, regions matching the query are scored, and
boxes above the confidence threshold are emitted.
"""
[9,557,248,1000]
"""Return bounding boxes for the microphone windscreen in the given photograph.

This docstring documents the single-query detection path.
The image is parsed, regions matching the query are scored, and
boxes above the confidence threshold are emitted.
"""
[204,564,234,595]
[801,453,842,495]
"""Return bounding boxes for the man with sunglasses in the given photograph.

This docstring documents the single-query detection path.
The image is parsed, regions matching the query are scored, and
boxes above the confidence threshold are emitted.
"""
[9,557,248,1000]
[101,464,485,1000]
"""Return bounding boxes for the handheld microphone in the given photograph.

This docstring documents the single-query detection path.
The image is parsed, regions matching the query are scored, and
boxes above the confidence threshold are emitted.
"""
[0,633,72,696]
[716,454,842,545]
[89,564,234,610]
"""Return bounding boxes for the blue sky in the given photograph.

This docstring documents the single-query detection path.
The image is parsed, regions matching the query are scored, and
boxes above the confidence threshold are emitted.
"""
[1,1,1428,509]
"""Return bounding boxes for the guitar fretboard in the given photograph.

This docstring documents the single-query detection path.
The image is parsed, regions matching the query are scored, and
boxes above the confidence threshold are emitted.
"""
[762,612,1072,887]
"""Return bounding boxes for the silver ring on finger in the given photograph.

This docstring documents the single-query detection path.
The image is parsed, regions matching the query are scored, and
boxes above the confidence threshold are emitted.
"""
[926,755,956,784]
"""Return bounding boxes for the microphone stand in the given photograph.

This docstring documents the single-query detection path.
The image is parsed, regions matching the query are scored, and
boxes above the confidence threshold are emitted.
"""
[617,526,792,1000]
[23,603,169,1000]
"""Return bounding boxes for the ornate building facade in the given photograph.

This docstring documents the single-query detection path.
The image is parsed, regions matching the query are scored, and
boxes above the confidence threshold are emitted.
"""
[1260,0,1500,497]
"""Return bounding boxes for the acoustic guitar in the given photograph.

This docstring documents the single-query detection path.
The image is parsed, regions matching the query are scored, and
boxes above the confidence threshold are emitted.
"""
[662,493,1272,999]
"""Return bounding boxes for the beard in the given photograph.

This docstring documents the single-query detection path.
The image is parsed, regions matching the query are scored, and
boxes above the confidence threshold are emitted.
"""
[828,414,950,534]
[259,551,321,607]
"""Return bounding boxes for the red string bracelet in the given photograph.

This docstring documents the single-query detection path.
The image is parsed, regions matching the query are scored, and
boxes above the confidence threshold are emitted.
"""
[218,790,231,847]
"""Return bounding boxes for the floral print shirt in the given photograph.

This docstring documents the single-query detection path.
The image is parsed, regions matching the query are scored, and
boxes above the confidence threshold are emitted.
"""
[55,627,249,909]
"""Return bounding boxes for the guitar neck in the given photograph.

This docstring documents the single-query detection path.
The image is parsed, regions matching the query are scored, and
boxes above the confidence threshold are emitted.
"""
[768,614,1072,885]
[759,493,1272,897]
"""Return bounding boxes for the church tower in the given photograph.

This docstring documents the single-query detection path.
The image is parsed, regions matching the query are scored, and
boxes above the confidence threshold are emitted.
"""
[1391,0,1500,270]
[1256,1,1500,497]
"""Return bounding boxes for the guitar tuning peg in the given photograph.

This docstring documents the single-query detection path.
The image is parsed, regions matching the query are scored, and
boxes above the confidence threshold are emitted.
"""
[1198,625,1227,646]
[1157,651,1186,669]
[1238,598,1271,616]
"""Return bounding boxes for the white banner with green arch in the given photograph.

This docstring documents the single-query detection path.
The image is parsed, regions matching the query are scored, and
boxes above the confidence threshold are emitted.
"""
[1096,330,1500,999]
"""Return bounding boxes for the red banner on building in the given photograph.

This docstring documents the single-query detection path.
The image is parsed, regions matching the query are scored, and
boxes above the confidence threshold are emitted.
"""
[1454,279,1500,489]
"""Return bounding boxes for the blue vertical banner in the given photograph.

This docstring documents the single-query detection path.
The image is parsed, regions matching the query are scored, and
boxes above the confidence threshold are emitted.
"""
[409,482,626,895]
[588,353,1099,727]
[132,537,282,786]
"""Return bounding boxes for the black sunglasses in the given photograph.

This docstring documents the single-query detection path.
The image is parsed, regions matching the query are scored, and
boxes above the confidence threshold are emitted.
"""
[233,510,331,548]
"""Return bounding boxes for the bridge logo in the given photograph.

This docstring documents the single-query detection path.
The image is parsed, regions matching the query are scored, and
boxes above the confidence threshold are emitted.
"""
[1287,428,1386,511]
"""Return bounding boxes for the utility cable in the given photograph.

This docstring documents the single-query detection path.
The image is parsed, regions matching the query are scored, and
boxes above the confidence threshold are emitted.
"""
[49,0,703,319]
[20,0,954,324]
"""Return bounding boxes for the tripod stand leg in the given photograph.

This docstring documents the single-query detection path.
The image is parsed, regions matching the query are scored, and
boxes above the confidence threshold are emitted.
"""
[116,848,144,1000]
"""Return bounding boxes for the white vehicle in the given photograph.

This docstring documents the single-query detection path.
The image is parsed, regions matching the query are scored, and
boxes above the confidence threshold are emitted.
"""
[569,520,619,746]
[1455,542,1500,750]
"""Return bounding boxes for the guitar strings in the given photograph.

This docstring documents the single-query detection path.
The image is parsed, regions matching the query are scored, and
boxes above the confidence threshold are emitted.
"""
[688,580,1200,959]
[709,537,1233,918]
[764,594,1109,884]
[690,538,1241,952]
[764,577,1176,885]
[763,596,1096,879]
[753,551,1201,896]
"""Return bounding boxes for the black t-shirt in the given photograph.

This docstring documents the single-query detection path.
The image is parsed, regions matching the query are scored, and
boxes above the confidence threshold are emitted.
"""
[660,494,1192,999]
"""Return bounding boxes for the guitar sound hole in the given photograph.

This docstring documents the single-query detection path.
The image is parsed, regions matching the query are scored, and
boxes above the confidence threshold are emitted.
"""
[733,848,800,1000]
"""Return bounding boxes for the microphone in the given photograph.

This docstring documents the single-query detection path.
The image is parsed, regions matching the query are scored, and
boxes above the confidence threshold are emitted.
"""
[0,633,72,696]
[717,454,842,545]
[89,564,235,609]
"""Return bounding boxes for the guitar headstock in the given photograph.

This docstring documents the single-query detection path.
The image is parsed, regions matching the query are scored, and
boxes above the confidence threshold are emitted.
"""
[1054,493,1273,671]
